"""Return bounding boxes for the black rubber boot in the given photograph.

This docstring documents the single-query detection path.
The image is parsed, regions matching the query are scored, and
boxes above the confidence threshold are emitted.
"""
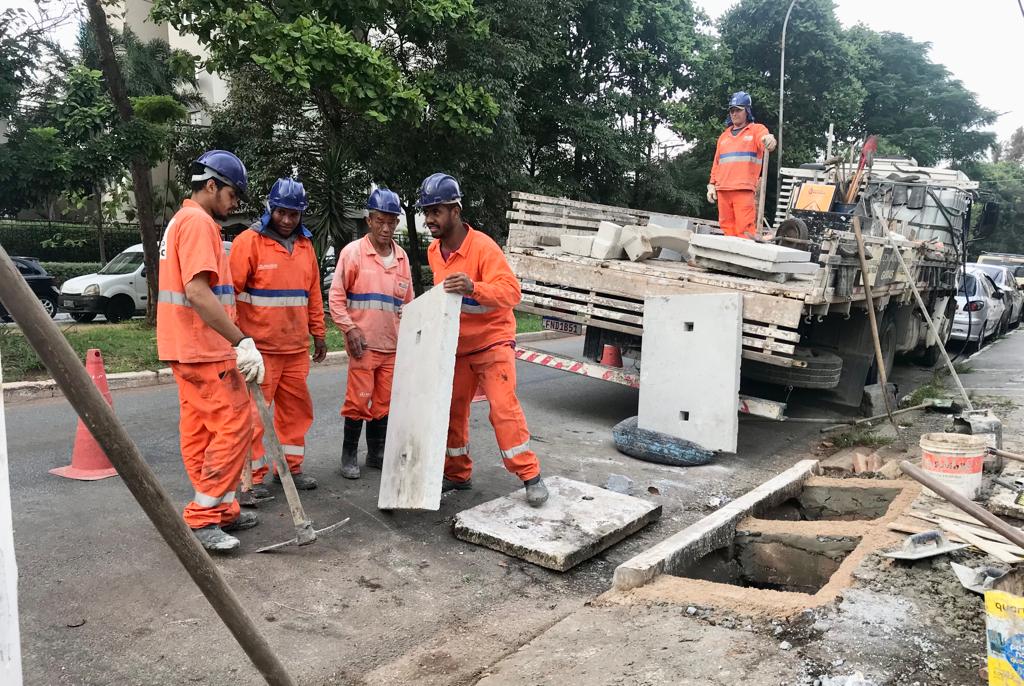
[341,417,363,479]
[365,415,388,469]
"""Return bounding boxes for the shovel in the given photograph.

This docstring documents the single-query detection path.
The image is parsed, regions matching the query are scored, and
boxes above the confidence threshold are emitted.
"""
[247,381,349,552]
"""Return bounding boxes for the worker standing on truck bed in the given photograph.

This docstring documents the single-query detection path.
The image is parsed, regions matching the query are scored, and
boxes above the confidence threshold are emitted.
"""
[157,149,264,552]
[706,91,777,240]
[231,178,327,496]
[329,188,413,479]
[419,173,549,507]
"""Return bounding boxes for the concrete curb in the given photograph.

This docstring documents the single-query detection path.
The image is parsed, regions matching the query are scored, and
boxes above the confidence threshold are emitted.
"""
[2,329,570,404]
[611,459,819,591]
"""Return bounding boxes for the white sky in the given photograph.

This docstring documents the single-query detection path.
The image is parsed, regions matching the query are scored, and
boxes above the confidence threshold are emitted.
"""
[4,0,1018,143]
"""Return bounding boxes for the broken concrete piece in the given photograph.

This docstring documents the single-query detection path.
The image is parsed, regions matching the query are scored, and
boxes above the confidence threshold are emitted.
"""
[644,223,692,255]
[605,474,634,495]
[689,247,820,274]
[590,222,626,259]
[453,476,661,571]
[559,234,595,256]
[378,285,462,511]
[621,226,655,262]
[851,452,883,474]
[860,383,897,418]
[690,233,811,263]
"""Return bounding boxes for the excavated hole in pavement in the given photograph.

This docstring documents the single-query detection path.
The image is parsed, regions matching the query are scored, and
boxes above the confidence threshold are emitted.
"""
[673,531,862,594]
[758,484,900,522]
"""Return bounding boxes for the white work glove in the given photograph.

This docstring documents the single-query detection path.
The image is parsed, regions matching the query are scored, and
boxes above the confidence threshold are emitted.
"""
[234,337,265,384]
[762,134,777,152]
[706,184,718,204]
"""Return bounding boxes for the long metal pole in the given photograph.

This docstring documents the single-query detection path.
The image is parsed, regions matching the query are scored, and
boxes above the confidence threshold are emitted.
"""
[776,0,799,199]
[0,245,296,686]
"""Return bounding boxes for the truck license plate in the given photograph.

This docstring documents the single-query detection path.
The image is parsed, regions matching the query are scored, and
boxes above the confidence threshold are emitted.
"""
[63,300,74,308]
[542,317,583,335]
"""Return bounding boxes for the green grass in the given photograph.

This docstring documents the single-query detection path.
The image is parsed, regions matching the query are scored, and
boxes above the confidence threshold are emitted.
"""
[0,311,545,382]
[905,371,949,407]
[831,428,895,450]
[953,362,974,374]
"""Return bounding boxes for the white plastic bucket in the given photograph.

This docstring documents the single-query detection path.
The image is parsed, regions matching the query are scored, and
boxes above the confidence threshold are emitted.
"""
[920,432,988,500]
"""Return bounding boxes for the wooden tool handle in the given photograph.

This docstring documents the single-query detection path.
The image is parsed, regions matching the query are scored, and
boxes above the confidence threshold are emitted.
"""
[248,382,310,531]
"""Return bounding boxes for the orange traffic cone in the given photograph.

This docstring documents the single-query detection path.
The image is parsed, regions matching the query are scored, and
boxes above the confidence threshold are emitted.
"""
[50,349,118,480]
[600,344,623,368]
[472,383,487,403]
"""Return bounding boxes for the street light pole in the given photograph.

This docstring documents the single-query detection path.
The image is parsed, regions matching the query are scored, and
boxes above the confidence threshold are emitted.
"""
[775,0,799,216]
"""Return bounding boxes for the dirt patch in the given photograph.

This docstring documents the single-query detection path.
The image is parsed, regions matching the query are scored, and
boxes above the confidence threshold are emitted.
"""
[760,484,901,522]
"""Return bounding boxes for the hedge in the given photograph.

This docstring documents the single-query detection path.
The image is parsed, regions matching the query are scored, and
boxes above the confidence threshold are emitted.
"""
[0,220,141,262]
[41,262,103,286]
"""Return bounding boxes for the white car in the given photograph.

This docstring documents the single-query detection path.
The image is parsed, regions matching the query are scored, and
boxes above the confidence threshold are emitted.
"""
[969,262,1024,327]
[60,241,233,323]
[949,269,1008,349]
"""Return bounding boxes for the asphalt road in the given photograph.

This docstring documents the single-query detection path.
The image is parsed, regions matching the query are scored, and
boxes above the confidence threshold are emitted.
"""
[8,336,924,685]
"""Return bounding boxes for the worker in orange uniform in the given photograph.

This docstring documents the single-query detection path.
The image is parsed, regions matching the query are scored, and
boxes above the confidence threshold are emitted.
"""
[707,91,777,240]
[231,178,327,496]
[419,173,548,507]
[157,149,265,553]
[329,188,413,479]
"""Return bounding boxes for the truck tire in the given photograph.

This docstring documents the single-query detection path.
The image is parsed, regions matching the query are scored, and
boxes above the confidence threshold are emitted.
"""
[104,295,135,323]
[71,312,96,323]
[612,416,715,467]
[742,349,843,389]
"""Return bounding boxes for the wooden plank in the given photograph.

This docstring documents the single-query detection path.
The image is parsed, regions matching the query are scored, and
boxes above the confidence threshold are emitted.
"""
[378,286,463,511]
[742,322,801,343]
[523,283,644,312]
[742,349,807,368]
[522,294,644,325]
[741,336,796,355]
[939,521,1023,564]
[0,351,22,685]
[888,519,968,544]
[515,303,641,336]
[507,211,613,231]
[511,192,652,220]
[907,512,1022,550]
[511,201,642,223]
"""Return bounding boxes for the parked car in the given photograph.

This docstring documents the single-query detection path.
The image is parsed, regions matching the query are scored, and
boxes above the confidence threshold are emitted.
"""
[0,257,61,320]
[60,242,234,323]
[950,269,1007,349]
[970,262,1024,327]
[978,252,1024,288]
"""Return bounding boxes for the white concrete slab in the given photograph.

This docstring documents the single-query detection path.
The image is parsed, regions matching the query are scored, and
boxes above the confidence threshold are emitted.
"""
[378,285,463,510]
[621,226,655,261]
[559,234,594,256]
[644,223,691,255]
[452,476,662,571]
[638,293,742,453]
[690,233,810,263]
[690,247,820,274]
[590,221,626,259]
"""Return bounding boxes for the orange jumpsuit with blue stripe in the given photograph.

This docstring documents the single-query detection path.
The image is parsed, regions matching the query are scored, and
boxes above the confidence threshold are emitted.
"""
[709,122,770,239]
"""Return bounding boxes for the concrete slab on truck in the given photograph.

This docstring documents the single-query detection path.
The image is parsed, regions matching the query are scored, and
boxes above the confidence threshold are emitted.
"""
[378,285,462,511]
[452,476,662,572]
[690,233,811,263]
[638,293,743,453]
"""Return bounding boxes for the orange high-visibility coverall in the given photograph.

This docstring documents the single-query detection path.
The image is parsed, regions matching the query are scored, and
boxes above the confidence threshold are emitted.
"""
[709,122,770,239]
[427,225,541,484]
[230,223,326,482]
[157,198,250,529]
[329,235,413,421]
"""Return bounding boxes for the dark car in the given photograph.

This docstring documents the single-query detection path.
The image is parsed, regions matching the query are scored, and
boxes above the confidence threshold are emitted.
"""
[0,257,61,320]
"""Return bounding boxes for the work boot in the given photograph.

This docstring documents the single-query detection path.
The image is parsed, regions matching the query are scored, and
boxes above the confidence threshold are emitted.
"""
[365,415,388,470]
[442,477,473,492]
[341,417,363,479]
[250,483,271,500]
[223,511,260,532]
[524,476,549,507]
[193,526,239,552]
[290,472,318,490]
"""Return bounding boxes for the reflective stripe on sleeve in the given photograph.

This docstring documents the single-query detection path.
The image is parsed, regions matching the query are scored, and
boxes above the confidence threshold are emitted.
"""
[193,489,237,508]
[499,440,531,460]
[346,292,402,312]
[446,446,469,457]
[461,296,493,315]
[282,444,304,456]
[158,288,235,307]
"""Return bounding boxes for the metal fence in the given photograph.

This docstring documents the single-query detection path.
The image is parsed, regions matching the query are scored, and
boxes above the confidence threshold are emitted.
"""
[0,220,144,262]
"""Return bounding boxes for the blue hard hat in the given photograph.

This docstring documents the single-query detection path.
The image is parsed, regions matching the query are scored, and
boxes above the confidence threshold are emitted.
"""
[193,149,249,199]
[268,177,308,212]
[416,173,462,209]
[367,188,402,215]
[725,91,755,124]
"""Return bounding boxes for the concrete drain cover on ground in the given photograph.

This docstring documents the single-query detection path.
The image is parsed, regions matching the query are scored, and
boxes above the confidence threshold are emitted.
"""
[453,476,662,571]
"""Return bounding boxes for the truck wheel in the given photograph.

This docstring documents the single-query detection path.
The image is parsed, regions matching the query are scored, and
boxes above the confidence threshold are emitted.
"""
[742,349,843,389]
[70,312,96,323]
[104,295,135,323]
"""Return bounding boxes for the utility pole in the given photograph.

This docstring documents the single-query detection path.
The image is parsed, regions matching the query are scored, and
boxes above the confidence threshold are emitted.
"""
[776,0,799,197]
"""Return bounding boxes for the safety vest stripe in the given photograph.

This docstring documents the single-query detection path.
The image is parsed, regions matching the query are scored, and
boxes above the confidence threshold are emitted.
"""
[158,289,236,307]
[347,292,404,307]
[718,151,761,163]
[346,299,400,313]
[461,296,493,315]
[246,287,310,297]
[237,292,309,307]
[193,489,236,508]
[282,444,304,456]
[211,284,235,295]
[499,440,531,460]
[446,446,469,457]
[251,455,268,470]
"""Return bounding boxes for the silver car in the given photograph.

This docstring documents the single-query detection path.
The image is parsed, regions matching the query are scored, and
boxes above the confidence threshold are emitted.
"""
[950,269,1008,349]
[969,262,1023,327]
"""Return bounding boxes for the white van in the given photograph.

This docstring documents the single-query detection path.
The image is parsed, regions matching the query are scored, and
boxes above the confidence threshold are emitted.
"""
[60,244,149,322]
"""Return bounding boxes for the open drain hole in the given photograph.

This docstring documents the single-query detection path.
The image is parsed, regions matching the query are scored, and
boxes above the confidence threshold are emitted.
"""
[673,531,861,595]
[758,485,900,522]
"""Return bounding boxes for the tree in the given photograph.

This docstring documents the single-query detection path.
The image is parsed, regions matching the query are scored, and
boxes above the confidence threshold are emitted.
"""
[83,0,161,324]
[1004,127,1024,165]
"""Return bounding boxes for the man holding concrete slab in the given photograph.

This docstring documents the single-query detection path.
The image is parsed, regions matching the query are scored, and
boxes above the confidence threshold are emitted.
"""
[419,173,548,507]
